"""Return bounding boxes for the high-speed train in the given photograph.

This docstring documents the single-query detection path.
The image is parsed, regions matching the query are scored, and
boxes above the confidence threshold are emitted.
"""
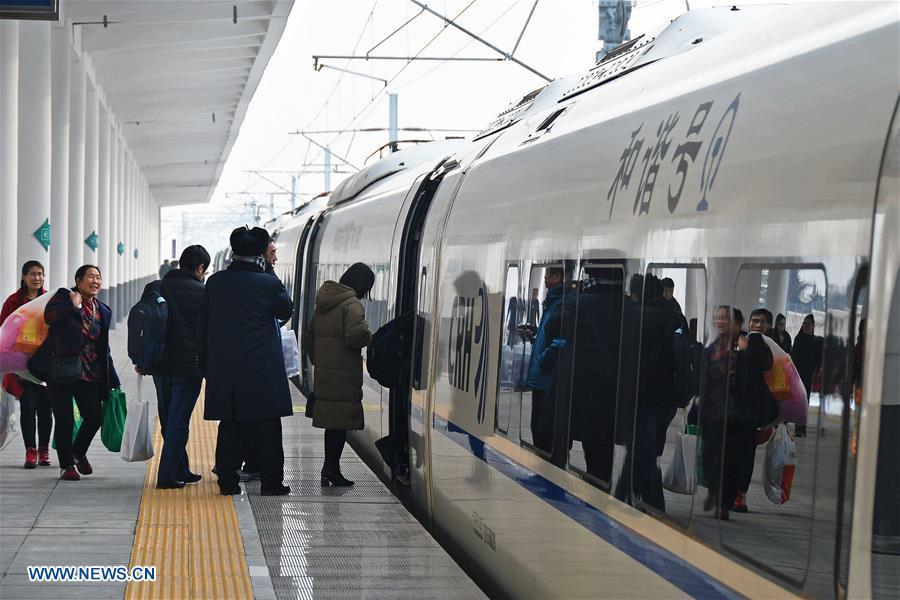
[266,4,899,598]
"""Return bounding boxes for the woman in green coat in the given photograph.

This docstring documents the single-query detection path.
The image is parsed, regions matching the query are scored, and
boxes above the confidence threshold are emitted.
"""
[309,263,374,486]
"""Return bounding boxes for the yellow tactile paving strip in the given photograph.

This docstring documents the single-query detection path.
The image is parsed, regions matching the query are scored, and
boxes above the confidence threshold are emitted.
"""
[125,387,253,600]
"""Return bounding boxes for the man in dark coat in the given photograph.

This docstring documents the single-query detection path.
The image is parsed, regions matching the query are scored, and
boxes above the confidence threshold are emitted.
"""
[200,226,294,496]
[791,313,822,437]
[152,245,210,489]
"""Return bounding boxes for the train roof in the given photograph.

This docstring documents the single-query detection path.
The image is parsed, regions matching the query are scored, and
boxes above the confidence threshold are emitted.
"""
[328,140,466,207]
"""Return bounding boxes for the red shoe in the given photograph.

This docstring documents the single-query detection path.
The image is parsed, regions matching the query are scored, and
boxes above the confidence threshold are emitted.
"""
[718,508,730,521]
[733,492,749,513]
[73,453,93,475]
[60,466,80,481]
[37,446,50,466]
[24,447,37,469]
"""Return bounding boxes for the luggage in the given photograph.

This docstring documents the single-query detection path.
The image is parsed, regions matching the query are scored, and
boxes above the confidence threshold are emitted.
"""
[127,282,168,375]
[120,376,154,462]
[101,388,127,453]
[366,313,414,388]
[663,408,698,495]
[763,423,796,505]
[281,328,301,378]
[758,333,808,425]
[0,291,54,379]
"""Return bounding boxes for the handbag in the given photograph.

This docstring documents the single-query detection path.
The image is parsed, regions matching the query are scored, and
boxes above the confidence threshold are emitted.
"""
[120,376,154,462]
[101,388,128,452]
[663,408,698,495]
[50,356,83,383]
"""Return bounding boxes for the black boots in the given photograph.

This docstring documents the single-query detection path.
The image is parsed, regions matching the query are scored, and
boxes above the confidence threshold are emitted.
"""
[321,466,354,487]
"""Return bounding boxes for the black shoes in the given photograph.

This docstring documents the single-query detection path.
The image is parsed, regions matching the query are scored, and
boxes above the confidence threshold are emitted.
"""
[181,472,202,484]
[260,484,291,496]
[156,480,186,490]
[219,485,241,496]
[321,468,355,487]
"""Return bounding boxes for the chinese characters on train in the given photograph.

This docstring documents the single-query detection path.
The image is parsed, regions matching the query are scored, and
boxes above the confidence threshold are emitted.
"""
[607,93,741,217]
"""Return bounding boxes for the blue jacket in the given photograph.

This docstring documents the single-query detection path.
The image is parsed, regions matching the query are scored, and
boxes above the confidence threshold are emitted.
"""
[525,285,565,392]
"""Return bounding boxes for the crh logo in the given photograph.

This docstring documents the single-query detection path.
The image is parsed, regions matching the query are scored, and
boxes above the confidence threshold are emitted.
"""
[448,284,490,424]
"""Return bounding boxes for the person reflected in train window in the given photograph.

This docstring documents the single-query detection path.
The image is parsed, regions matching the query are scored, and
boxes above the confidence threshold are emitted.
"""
[732,308,774,513]
[701,306,777,520]
[527,288,541,326]
[524,266,568,455]
[661,277,683,315]
[506,296,519,348]
[773,313,792,353]
[614,274,678,510]
[792,314,822,437]
[732,308,746,341]
[552,266,624,482]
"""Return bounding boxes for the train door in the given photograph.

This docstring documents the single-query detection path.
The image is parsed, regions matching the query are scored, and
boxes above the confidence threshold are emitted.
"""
[290,214,318,395]
[297,212,326,396]
[384,158,459,485]
[847,97,899,599]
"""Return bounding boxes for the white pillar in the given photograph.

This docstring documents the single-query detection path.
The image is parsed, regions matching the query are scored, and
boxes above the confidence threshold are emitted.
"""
[17,23,52,275]
[97,107,110,304]
[67,56,86,278]
[116,139,125,316]
[83,84,98,265]
[108,128,118,312]
[49,25,71,290]
[0,22,19,293]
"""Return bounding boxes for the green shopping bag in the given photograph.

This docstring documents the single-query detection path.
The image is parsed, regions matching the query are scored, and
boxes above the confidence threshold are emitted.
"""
[51,399,81,449]
[101,388,127,452]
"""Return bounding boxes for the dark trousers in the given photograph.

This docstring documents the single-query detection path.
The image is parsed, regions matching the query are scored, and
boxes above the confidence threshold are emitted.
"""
[324,429,347,472]
[19,381,52,449]
[530,389,553,453]
[704,420,757,510]
[153,374,202,484]
[614,407,664,511]
[216,418,284,490]
[47,381,104,468]
[241,429,260,473]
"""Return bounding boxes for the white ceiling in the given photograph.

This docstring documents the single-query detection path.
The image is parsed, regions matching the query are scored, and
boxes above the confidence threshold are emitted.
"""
[65,0,293,206]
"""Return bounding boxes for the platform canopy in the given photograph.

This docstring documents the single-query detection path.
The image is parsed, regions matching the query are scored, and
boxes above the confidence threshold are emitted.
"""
[65,0,292,206]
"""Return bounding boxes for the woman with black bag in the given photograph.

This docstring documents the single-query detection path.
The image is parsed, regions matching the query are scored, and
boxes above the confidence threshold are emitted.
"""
[36,265,119,481]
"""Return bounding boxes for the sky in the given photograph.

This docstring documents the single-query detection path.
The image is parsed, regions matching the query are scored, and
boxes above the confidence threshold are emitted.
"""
[159,0,754,259]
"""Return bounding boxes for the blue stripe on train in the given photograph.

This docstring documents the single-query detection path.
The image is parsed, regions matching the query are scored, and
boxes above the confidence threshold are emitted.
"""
[431,413,738,600]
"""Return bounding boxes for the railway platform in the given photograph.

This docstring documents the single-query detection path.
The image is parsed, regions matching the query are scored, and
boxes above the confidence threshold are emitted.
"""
[0,325,486,600]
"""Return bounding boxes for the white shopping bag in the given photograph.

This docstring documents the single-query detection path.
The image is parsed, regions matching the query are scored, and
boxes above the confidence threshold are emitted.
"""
[281,328,301,378]
[763,423,796,505]
[663,409,698,495]
[120,376,154,462]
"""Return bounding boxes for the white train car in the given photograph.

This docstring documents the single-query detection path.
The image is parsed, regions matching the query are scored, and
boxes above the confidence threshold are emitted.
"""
[274,4,899,597]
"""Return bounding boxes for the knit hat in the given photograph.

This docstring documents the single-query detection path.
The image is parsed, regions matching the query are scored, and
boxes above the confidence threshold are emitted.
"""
[230,226,269,257]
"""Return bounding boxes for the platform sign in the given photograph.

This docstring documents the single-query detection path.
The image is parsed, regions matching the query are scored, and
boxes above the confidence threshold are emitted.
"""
[0,0,59,20]
[85,231,98,252]
[33,219,50,252]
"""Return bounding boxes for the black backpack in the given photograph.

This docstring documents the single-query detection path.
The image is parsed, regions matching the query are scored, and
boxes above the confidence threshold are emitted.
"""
[672,325,701,408]
[366,313,414,388]
[128,282,168,375]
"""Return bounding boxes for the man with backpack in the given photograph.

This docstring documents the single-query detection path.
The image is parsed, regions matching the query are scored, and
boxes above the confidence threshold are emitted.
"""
[131,245,210,489]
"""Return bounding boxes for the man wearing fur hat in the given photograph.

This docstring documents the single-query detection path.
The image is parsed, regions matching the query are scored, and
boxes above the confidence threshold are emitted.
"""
[199,226,294,496]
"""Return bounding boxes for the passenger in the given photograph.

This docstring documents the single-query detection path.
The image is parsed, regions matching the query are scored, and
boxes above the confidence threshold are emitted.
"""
[733,308,774,513]
[552,266,624,483]
[153,245,210,489]
[505,296,519,348]
[158,259,171,280]
[523,266,567,455]
[1,261,52,469]
[236,237,283,482]
[660,277,683,315]
[701,306,776,520]
[308,262,375,487]
[201,226,294,496]
[791,314,822,437]
[33,265,120,481]
[773,313,792,353]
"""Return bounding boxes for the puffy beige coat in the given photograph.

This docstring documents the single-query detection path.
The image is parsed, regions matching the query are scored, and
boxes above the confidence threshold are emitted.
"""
[308,281,372,430]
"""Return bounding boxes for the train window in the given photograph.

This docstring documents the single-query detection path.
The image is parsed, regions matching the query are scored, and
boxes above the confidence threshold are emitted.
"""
[627,266,706,525]
[563,263,625,491]
[872,269,899,598]
[714,266,826,585]
[520,262,574,459]
[496,265,523,442]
